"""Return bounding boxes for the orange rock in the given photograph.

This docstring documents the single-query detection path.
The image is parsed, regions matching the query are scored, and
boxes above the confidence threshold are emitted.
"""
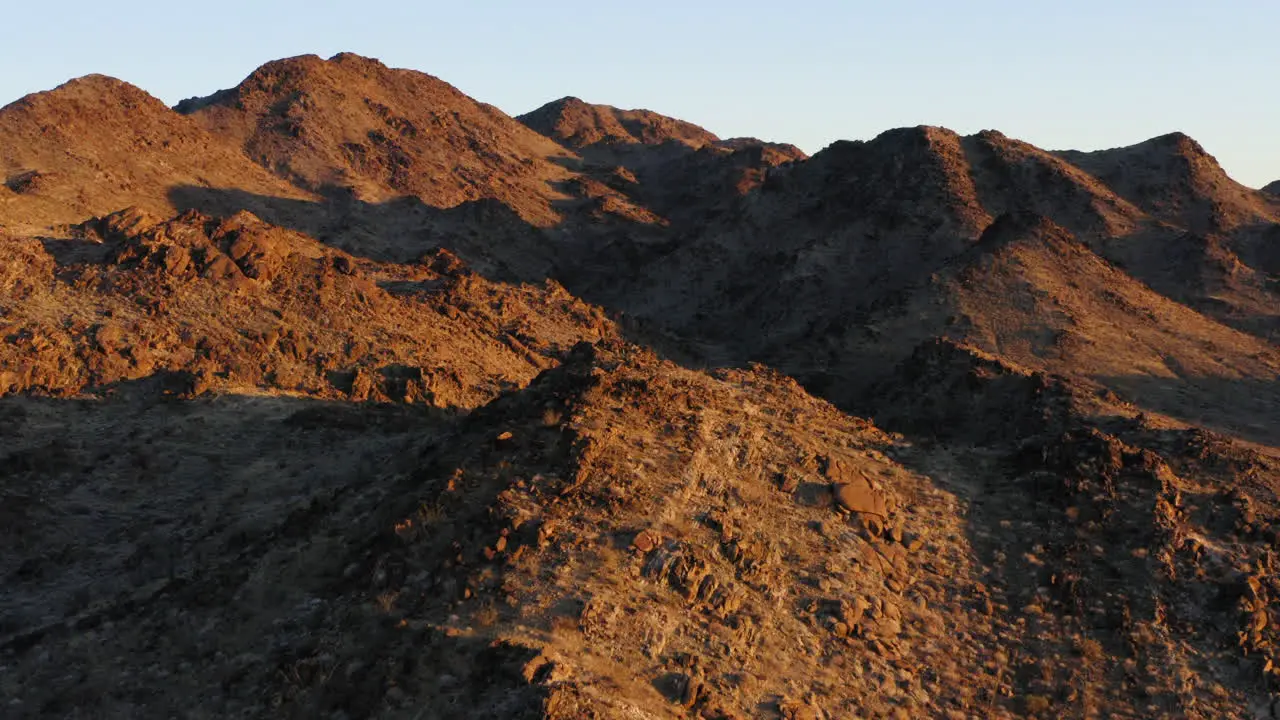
[632,529,661,552]
[833,474,888,518]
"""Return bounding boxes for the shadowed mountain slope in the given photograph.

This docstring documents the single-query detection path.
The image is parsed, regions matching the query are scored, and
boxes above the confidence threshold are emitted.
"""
[612,125,1280,382]
[1056,132,1280,232]
[517,96,807,230]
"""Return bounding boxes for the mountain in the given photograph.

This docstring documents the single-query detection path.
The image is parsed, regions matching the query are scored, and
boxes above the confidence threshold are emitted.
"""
[517,97,806,231]
[1056,132,1279,232]
[177,54,576,215]
[173,54,696,279]
[517,96,720,151]
[612,124,1280,393]
[3,53,1280,719]
[0,75,311,234]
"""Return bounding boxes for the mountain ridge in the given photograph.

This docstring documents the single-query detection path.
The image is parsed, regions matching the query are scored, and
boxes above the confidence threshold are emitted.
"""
[0,73,313,233]
[3,52,1280,719]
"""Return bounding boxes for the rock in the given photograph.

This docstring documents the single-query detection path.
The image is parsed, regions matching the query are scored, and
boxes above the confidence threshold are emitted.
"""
[874,615,902,638]
[226,230,286,282]
[863,515,885,540]
[158,245,193,277]
[632,528,661,553]
[834,473,888,519]
[201,254,245,282]
[522,652,573,685]
[95,323,127,354]
[779,696,824,720]
[844,596,871,627]
[5,170,45,193]
[680,677,704,708]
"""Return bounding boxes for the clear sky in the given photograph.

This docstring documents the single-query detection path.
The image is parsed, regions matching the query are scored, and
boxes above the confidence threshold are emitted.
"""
[3,1,1276,187]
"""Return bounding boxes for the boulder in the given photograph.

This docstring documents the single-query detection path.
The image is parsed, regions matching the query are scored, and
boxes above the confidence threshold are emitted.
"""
[833,473,888,518]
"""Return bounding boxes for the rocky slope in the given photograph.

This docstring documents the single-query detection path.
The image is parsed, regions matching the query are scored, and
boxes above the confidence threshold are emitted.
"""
[0,207,615,406]
[6,342,1279,718]
[177,54,573,220]
[1056,133,1279,232]
[611,125,1280,392]
[0,75,312,234]
[518,96,721,152]
[518,97,806,232]
[2,53,1280,719]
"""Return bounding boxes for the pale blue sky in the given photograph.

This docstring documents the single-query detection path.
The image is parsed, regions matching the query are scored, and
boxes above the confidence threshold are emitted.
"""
[3,1,1276,187]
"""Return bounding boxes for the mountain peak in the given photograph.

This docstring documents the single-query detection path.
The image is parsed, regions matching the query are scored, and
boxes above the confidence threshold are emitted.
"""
[0,68,312,229]
[177,51,572,230]
[518,97,718,150]
[1262,180,1280,195]
[1148,130,1202,151]
[1055,130,1274,230]
[327,51,386,67]
[872,124,961,146]
[3,73,165,116]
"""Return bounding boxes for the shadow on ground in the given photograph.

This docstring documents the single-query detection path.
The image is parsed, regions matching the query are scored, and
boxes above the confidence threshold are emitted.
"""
[1099,373,1280,447]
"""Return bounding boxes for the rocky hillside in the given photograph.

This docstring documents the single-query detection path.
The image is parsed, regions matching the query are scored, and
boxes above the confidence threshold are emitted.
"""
[6,341,1279,718]
[2,53,1279,719]
[518,96,720,151]
[0,207,615,406]
[177,54,574,221]
[1056,133,1279,232]
[0,75,312,234]
[611,125,1280,392]
[517,97,806,232]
